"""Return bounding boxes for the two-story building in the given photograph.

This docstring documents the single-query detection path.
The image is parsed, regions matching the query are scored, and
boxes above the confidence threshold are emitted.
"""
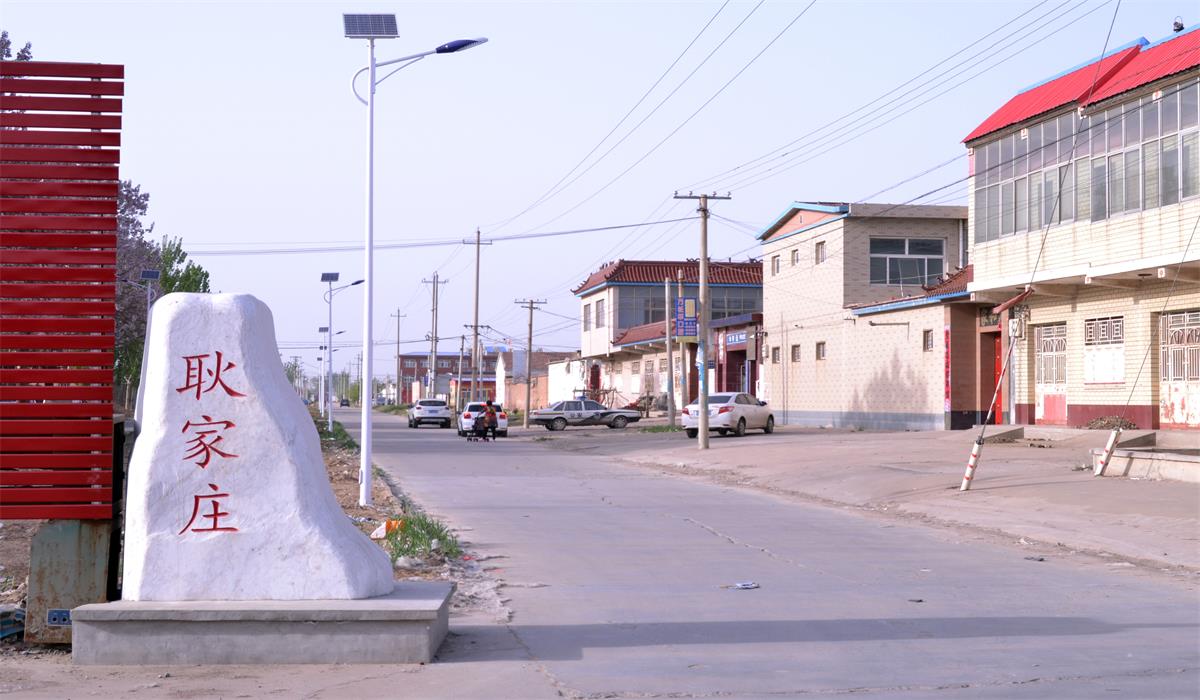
[758,202,988,430]
[964,25,1199,428]
[573,259,762,407]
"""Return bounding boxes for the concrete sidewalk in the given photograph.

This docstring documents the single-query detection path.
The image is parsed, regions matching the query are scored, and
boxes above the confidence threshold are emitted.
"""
[527,425,1200,577]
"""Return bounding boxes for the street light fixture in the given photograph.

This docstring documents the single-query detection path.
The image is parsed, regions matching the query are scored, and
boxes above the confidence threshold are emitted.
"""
[344,15,488,507]
[322,273,363,433]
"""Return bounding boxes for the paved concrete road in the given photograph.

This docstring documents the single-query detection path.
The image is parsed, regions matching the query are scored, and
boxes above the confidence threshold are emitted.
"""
[340,408,1199,698]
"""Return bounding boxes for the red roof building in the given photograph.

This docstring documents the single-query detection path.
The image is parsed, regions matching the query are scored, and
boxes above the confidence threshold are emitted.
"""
[573,259,761,296]
[965,25,1199,144]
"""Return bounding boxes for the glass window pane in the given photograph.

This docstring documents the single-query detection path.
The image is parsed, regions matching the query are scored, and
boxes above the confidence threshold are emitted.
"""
[1000,134,1014,180]
[1029,175,1043,230]
[1076,157,1091,221]
[1142,98,1159,140]
[1089,111,1105,154]
[1143,139,1160,209]
[1015,176,1028,231]
[974,188,987,242]
[1181,80,1198,130]
[975,144,988,184]
[1001,181,1015,235]
[1043,118,1058,165]
[869,238,905,254]
[870,257,887,283]
[1060,164,1074,221]
[1162,91,1179,134]
[1058,113,1075,163]
[1043,169,1059,225]
[1107,153,1124,215]
[908,239,944,255]
[1106,108,1122,152]
[1183,131,1199,200]
[1028,123,1043,170]
[927,257,943,282]
[986,141,1000,186]
[1163,135,1180,205]
[987,185,1000,240]
[1124,102,1140,145]
[1125,149,1141,210]
[1091,157,1107,221]
[888,257,902,284]
[895,258,924,286]
[1015,129,1029,176]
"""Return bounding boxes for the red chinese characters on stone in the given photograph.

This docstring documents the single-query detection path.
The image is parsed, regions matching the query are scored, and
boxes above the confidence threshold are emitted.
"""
[181,415,238,468]
[179,483,238,535]
[176,351,247,401]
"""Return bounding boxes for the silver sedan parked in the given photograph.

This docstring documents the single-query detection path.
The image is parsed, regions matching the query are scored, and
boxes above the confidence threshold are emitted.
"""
[682,392,774,437]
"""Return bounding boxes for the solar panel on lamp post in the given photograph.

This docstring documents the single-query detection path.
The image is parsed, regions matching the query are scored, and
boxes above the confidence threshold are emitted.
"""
[344,14,487,507]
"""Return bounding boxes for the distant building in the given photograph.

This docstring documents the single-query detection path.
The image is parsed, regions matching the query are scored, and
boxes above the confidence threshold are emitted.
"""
[574,259,762,407]
[964,25,1199,428]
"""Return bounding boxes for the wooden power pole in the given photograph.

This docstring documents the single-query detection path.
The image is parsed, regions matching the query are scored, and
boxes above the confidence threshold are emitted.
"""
[514,298,546,428]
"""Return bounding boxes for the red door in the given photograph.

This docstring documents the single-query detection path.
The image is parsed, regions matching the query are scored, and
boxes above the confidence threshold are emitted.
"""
[990,334,1004,424]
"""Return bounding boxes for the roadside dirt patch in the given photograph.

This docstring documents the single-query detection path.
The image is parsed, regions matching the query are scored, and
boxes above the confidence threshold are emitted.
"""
[0,520,37,606]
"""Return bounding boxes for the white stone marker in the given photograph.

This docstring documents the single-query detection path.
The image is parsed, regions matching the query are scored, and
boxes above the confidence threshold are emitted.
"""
[123,293,393,601]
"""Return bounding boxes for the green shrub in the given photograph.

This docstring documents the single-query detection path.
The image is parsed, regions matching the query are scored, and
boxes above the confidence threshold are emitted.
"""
[384,511,462,561]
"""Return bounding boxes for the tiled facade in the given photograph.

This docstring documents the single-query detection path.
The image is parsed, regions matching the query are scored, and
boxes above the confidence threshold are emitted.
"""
[965,29,1200,429]
[758,203,977,429]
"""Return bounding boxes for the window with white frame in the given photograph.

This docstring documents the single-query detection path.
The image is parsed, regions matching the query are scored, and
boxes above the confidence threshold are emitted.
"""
[658,358,668,371]
[973,77,1199,242]
[790,249,799,266]
[922,329,934,352]
[403,359,417,368]
[771,346,780,364]
[583,303,591,331]
[644,360,654,373]
[815,240,826,264]
[771,256,781,276]
[631,361,640,375]
[614,362,623,375]
[815,341,827,360]
[1084,316,1125,384]
[790,344,801,362]
[595,299,606,328]
[869,238,945,286]
[437,359,450,368]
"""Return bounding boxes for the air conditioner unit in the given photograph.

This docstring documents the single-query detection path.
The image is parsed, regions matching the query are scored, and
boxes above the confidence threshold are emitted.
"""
[1009,318,1027,339]
[1019,127,1029,140]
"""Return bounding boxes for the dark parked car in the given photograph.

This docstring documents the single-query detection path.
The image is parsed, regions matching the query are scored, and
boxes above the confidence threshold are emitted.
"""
[529,399,641,431]
[339,398,351,407]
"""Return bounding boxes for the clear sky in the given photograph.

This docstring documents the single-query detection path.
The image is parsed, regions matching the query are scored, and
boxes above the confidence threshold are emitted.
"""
[4,0,1193,382]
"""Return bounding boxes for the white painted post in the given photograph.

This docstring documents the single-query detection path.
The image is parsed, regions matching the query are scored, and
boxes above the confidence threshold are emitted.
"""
[960,437,983,491]
[1094,427,1122,476]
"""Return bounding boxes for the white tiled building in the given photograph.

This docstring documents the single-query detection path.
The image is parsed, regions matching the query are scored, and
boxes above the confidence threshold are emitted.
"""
[964,26,1200,428]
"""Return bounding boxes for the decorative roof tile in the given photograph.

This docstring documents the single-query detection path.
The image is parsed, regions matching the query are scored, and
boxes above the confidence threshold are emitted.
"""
[573,259,761,296]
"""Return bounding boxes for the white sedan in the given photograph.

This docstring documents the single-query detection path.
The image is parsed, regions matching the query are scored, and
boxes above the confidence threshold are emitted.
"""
[682,392,774,438]
[457,402,509,437]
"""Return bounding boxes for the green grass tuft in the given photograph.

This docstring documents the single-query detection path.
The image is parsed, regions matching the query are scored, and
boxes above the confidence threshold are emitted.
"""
[640,424,684,433]
[384,511,462,560]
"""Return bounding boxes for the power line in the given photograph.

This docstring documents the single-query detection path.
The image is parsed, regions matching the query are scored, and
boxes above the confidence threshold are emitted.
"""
[517,0,816,235]
[680,0,1071,191]
[483,0,733,232]
[716,0,1110,193]
[185,216,699,257]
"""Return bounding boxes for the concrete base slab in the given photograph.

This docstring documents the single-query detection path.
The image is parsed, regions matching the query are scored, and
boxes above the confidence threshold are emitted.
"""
[1092,447,1200,483]
[71,582,452,665]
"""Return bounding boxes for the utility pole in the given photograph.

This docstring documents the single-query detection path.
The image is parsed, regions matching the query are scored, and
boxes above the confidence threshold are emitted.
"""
[664,278,676,427]
[422,273,447,398]
[514,299,546,427]
[462,229,494,401]
[318,326,328,417]
[674,191,731,450]
[390,310,405,405]
[455,334,466,410]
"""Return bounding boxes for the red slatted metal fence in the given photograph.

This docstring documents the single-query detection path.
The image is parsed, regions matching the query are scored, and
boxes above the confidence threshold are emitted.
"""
[1,61,123,520]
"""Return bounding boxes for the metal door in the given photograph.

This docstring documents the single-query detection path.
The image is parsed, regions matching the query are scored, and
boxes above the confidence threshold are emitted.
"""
[1160,310,1200,428]
[1035,324,1068,424]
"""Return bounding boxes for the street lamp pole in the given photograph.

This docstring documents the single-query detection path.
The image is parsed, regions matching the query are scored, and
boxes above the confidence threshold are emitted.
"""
[345,14,488,507]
